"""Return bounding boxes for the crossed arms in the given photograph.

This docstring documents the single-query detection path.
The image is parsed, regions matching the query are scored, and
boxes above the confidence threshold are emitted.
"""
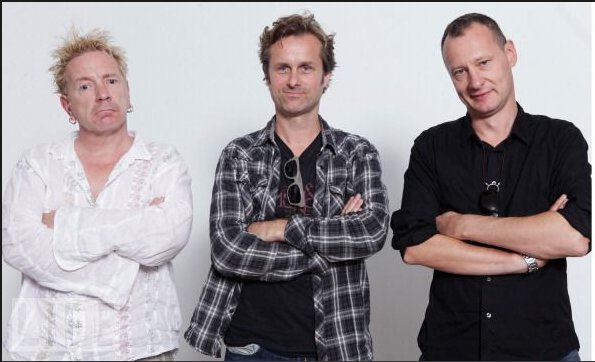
[209,143,389,282]
[403,195,589,275]
[2,146,192,308]
[394,126,591,276]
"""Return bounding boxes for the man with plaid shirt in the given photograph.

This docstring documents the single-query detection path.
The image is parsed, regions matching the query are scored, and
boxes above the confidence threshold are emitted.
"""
[185,12,389,361]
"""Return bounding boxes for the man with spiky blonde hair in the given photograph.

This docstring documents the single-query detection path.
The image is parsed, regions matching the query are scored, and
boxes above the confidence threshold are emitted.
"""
[3,28,193,361]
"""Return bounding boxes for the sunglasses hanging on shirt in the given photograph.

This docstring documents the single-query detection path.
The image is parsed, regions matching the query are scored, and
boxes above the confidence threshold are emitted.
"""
[479,181,500,216]
[479,143,505,217]
[284,156,306,208]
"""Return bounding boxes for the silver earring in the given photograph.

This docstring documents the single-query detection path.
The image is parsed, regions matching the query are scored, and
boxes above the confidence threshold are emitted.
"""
[127,105,134,113]
[68,116,77,125]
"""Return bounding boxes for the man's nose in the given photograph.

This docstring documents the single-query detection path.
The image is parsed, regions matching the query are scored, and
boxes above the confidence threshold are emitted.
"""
[468,68,484,89]
[96,83,111,101]
[287,69,299,87]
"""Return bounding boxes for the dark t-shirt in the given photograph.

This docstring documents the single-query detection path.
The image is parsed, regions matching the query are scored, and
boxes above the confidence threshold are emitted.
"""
[224,133,322,357]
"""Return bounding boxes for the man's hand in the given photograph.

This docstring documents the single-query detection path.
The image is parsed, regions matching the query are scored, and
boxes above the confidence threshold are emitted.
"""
[549,194,567,211]
[150,196,165,206]
[248,219,288,242]
[41,210,56,229]
[341,194,363,215]
[526,194,568,268]
[436,211,467,240]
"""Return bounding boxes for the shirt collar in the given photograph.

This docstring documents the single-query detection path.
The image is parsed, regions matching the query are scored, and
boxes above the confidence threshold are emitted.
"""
[252,115,337,154]
[460,103,531,146]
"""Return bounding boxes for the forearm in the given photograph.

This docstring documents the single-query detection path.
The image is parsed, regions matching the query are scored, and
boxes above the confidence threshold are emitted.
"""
[209,149,329,280]
[403,234,528,275]
[53,203,192,269]
[211,219,328,281]
[3,224,138,308]
[286,205,389,262]
[2,166,138,305]
[112,198,192,266]
[54,162,193,268]
[116,146,193,266]
[247,219,287,242]
[286,147,389,261]
[461,211,589,259]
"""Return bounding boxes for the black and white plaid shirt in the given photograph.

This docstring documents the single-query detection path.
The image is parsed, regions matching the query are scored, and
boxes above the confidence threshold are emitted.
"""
[185,117,389,361]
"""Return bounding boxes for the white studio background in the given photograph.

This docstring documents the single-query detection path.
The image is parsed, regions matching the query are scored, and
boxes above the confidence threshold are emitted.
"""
[2,2,591,361]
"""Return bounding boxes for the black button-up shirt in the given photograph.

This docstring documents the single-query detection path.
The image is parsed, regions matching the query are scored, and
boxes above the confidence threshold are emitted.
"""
[391,105,591,360]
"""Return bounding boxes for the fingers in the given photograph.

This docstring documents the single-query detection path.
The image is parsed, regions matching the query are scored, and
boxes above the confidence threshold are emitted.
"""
[536,258,549,268]
[41,210,56,229]
[549,194,568,211]
[247,222,258,235]
[150,196,165,206]
[246,220,287,242]
[341,194,363,215]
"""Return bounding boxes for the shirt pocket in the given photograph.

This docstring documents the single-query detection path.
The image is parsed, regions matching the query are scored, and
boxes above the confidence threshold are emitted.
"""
[326,165,351,216]
[247,174,270,221]
[249,176,269,198]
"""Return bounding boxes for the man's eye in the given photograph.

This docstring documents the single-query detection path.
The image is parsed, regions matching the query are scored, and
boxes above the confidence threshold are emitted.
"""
[453,69,465,78]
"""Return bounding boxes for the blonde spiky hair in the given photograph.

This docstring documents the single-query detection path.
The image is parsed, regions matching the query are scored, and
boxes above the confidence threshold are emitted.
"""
[49,27,127,95]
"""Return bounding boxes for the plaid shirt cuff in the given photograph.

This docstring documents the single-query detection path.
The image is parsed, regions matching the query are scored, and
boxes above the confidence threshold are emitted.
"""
[285,214,314,255]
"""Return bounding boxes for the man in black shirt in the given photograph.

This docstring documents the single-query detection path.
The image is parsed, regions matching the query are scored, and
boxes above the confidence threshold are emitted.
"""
[391,13,590,361]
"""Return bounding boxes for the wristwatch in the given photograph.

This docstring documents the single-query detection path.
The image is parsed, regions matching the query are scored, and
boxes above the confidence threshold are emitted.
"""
[522,255,539,273]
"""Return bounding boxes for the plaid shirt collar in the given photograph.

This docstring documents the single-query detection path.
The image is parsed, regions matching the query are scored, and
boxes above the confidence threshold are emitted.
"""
[251,115,337,155]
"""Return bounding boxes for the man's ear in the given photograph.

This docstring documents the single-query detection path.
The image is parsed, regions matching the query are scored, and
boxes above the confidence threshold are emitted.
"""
[60,94,72,115]
[505,39,517,67]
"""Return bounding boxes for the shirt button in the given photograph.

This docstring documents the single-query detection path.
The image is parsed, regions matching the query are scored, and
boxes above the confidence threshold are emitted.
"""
[486,312,492,319]
[486,277,492,282]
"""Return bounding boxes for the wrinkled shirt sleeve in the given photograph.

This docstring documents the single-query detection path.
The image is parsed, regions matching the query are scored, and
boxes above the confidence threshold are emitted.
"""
[210,147,329,281]
[284,141,389,262]
[390,132,440,257]
[2,156,138,309]
[552,124,591,243]
[52,147,193,270]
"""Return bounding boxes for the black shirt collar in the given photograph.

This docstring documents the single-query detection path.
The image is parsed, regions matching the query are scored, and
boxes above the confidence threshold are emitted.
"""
[460,103,531,146]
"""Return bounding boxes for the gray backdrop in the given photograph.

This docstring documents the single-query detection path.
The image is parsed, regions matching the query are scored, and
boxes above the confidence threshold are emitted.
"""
[2,3,591,361]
